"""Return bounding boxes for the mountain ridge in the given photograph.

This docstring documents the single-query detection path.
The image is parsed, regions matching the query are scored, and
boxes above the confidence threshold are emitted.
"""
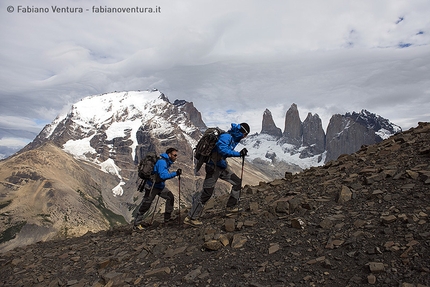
[245,104,401,171]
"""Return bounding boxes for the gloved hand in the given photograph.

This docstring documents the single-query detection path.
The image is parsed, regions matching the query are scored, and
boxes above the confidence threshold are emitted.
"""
[240,148,248,157]
[176,168,182,176]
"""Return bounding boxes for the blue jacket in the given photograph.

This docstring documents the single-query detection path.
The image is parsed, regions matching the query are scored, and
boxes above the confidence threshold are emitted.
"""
[149,153,178,189]
[211,123,244,169]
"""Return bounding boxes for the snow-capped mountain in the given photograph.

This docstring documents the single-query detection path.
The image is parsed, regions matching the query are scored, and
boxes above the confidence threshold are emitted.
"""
[241,105,402,171]
[24,90,206,195]
[34,89,203,151]
[243,133,324,170]
[346,109,402,139]
[25,91,402,187]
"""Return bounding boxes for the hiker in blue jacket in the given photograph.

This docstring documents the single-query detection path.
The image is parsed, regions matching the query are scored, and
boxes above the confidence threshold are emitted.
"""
[134,148,182,229]
[184,123,249,227]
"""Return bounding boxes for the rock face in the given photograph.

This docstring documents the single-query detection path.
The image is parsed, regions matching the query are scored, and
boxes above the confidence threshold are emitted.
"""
[349,109,401,136]
[283,103,303,145]
[325,114,377,162]
[172,99,207,132]
[301,112,326,158]
[0,122,428,287]
[261,109,282,138]
[246,106,401,168]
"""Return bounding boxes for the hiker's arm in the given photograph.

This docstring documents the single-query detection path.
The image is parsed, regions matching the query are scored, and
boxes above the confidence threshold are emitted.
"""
[216,134,241,157]
[156,160,177,180]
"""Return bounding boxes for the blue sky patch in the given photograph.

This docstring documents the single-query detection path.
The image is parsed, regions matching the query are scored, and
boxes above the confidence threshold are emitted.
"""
[398,43,412,48]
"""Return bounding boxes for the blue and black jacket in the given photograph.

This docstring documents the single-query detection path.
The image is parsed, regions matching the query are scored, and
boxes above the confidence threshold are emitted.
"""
[148,153,178,189]
[210,123,245,169]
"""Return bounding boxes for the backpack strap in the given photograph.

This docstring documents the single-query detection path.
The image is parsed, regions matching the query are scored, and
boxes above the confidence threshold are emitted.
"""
[152,157,168,183]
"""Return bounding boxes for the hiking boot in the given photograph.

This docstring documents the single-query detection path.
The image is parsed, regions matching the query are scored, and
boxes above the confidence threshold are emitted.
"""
[164,212,174,223]
[133,222,151,230]
[226,206,242,213]
[183,216,203,227]
[133,224,145,231]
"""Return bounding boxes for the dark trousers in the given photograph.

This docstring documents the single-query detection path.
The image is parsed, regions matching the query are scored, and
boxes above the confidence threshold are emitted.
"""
[188,164,241,219]
[136,185,174,222]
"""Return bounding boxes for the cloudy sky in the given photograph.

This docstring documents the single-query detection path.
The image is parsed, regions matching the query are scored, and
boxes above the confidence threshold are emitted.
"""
[1,0,429,158]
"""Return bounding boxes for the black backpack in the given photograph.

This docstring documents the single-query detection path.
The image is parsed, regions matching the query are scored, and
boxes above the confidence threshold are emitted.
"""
[194,127,225,172]
[137,152,166,196]
[138,151,159,181]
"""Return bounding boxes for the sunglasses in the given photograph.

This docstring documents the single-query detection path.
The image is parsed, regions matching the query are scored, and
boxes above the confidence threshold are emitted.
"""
[171,153,178,157]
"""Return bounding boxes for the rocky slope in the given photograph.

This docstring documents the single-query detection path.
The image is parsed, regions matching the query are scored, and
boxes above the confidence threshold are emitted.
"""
[0,122,428,287]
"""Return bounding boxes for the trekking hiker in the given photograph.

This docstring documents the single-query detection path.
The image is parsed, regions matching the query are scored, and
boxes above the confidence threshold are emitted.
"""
[134,148,182,230]
[184,123,250,227]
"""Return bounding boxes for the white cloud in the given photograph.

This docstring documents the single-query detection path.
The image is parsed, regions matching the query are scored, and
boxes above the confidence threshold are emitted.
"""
[0,137,31,147]
[0,0,429,155]
[0,116,47,134]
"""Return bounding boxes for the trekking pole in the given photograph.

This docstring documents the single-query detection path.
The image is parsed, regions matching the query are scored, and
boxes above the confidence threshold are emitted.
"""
[189,148,200,220]
[178,174,181,226]
[150,195,160,225]
[133,180,152,226]
[148,177,158,225]
[137,178,144,192]
[237,155,245,211]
